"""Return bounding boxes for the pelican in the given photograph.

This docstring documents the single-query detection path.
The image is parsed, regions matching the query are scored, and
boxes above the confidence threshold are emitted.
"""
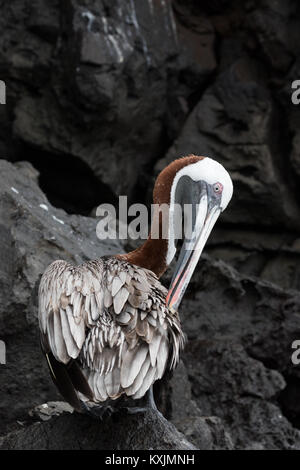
[38,155,233,415]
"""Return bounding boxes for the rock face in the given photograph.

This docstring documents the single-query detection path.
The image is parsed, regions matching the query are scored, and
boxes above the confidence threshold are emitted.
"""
[1,0,300,451]
[0,408,196,450]
[1,0,215,203]
[0,160,121,434]
[159,256,300,449]
[161,63,300,231]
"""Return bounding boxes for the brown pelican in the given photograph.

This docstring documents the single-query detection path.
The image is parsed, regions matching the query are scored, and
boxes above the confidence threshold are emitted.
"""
[38,155,233,415]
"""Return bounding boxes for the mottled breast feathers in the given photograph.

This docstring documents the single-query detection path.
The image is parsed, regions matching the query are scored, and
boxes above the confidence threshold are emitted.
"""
[38,257,185,407]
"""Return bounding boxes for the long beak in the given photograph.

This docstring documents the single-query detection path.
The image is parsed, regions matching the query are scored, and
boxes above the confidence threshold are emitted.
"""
[166,192,221,311]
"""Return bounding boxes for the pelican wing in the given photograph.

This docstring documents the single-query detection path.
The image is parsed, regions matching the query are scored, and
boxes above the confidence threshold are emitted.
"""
[38,259,104,364]
[38,259,105,409]
[38,257,184,407]
[82,258,185,400]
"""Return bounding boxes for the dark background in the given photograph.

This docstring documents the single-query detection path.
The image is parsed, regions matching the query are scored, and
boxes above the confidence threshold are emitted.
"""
[0,0,300,449]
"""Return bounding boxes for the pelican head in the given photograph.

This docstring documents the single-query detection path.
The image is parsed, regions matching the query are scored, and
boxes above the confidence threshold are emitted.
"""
[165,156,233,311]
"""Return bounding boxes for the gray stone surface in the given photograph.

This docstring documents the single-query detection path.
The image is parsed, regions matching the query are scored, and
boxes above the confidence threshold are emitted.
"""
[0,159,122,433]
[0,408,196,450]
[1,0,300,451]
[1,0,213,201]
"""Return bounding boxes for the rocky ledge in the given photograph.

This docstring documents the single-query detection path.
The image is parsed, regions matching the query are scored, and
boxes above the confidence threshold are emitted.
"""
[1,0,300,450]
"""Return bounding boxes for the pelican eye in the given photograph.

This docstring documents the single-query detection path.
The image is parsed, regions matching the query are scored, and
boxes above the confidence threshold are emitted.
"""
[213,183,223,194]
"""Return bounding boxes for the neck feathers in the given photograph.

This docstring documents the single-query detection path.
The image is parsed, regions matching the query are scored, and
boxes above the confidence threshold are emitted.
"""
[117,155,204,278]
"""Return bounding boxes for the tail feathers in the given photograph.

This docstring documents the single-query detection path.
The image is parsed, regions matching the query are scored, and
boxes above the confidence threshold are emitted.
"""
[45,352,93,412]
[67,360,94,401]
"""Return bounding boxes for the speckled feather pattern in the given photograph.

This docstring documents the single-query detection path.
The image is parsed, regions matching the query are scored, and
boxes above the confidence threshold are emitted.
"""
[38,257,185,404]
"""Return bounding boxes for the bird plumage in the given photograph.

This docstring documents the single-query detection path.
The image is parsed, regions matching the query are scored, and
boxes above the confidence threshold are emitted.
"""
[38,154,233,413]
[38,256,185,410]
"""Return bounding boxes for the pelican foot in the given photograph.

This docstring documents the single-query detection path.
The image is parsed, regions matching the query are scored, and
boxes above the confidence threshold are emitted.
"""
[118,406,149,415]
[145,386,158,411]
[82,403,114,420]
[118,387,159,415]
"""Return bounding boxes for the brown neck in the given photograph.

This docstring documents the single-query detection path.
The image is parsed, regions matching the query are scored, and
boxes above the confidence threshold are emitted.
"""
[116,155,204,278]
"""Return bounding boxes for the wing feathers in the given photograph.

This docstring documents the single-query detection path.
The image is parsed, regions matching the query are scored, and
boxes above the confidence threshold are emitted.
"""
[133,365,156,399]
[120,344,148,388]
[126,355,151,396]
[65,305,85,350]
[111,276,123,297]
[39,257,184,408]
[45,352,83,411]
[113,287,130,314]
[104,367,121,398]
[149,333,163,368]
[156,337,169,379]
[59,308,79,359]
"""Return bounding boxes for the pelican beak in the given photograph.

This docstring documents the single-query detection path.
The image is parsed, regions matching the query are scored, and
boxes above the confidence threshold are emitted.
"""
[166,186,221,311]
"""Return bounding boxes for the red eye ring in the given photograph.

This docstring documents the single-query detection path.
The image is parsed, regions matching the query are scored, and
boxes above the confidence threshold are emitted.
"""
[213,182,223,193]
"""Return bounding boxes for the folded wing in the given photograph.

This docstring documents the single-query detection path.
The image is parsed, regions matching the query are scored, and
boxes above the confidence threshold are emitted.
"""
[38,257,184,409]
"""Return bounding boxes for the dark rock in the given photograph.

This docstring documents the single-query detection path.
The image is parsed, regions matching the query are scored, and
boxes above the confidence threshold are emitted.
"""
[0,409,196,450]
[287,58,300,187]
[158,58,300,231]
[159,254,300,449]
[28,401,74,421]
[168,362,234,449]
[159,252,300,449]
[0,0,216,203]
[206,227,300,291]
[175,254,300,374]
[0,159,122,434]
[291,132,300,183]
[245,0,298,73]
[1,0,300,452]
[184,340,300,449]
